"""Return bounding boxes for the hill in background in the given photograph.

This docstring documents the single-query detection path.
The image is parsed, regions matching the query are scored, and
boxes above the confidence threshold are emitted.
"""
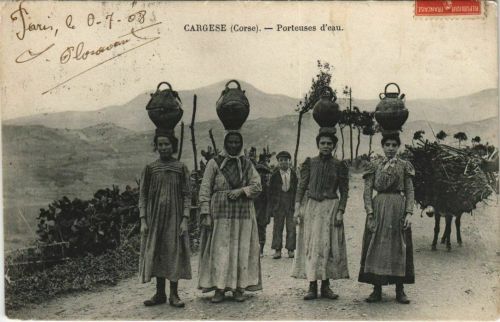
[4,81,498,131]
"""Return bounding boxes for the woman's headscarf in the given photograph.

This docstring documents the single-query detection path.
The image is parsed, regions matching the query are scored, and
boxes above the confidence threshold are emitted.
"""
[219,130,244,180]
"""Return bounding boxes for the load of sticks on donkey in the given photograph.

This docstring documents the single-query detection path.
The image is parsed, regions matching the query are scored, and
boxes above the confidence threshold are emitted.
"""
[404,132,498,251]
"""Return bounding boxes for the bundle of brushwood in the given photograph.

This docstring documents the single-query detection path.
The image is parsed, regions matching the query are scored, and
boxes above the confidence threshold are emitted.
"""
[403,140,494,215]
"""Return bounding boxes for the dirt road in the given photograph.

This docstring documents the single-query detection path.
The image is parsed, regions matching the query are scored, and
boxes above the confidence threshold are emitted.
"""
[9,174,500,320]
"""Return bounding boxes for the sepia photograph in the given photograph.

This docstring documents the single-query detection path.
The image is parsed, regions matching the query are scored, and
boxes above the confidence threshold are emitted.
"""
[1,0,498,320]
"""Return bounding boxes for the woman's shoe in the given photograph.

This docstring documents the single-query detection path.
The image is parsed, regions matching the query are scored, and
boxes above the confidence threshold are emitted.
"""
[169,282,185,308]
[396,284,410,304]
[365,285,382,303]
[233,289,246,302]
[366,291,382,303]
[303,281,318,300]
[320,280,339,300]
[169,295,185,308]
[144,293,167,306]
[211,289,225,303]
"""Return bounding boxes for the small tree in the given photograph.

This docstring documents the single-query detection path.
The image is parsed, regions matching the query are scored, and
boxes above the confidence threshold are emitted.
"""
[338,110,348,160]
[353,108,373,159]
[362,119,376,157]
[436,130,447,142]
[453,132,468,148]
[471,136,481,146]
[413,130,425,144]
[343,86,354,161]
[293,61,333,168]
[352,107,362,159]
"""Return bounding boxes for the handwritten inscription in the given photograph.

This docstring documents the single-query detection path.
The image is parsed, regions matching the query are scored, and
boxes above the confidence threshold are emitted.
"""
[15,43,55,64]
[10,1,154,65]
[9,1,161,95]
[60,39,131,64]
[10,1,55,40]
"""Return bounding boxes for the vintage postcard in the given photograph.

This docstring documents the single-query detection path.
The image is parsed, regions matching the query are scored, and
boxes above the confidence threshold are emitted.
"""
[1,0,498,320]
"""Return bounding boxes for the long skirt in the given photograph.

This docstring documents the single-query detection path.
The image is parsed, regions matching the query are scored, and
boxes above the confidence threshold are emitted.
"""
[291,199,307,279]
[293,198,349,281]
[198,212,262,292]
[138,173,192,283]
[358,193,415,285]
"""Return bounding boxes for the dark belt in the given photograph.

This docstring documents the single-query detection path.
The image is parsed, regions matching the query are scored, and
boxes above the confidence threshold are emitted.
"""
[377,191,404,196]
[307,195,339,202]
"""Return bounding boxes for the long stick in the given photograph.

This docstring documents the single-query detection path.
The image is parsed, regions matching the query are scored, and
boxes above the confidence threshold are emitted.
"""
[209,128,218,154]
[17,209,35,237]
[368,134,373,157]
[422,110,438,142]
[293,111,304,169]
[177,121,184,161]
[355,127,361,159]
[190,95,198,171]
[348,88,353,162]
[340,126,345,160]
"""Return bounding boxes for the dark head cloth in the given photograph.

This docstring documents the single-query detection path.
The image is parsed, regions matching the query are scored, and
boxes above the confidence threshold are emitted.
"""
[155,128,175,137]
[276,151,292,160]
[381,129,400,138]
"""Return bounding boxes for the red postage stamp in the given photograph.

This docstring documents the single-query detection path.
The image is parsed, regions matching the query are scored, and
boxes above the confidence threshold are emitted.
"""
[415,0,483,16]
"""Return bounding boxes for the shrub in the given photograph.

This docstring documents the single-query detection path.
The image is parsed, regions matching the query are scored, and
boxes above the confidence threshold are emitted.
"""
[5,183,202,313]
[5,234,140,313]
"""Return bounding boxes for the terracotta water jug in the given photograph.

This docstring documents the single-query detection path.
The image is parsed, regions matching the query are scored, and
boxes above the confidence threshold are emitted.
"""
[375,83,408,131]
[146,82,183,130]
[312,87,341,128]
[216,80,250,130]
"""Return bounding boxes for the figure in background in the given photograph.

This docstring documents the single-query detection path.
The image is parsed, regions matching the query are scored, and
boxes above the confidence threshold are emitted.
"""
[358,132,415,304]
[268,151,298,259]
[139,130,191,308]
[253,149,273,257]
[293,129,350,300]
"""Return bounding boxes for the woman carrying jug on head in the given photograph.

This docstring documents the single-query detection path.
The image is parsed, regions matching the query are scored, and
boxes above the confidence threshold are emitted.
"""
[358,132,415,304]
[293,128,350,300]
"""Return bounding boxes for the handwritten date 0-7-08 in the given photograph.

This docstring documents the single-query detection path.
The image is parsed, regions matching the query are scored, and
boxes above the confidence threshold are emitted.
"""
[10,1,148,42]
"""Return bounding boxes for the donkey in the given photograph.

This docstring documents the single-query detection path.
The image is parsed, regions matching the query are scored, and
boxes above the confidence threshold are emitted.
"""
[426,206,462,251]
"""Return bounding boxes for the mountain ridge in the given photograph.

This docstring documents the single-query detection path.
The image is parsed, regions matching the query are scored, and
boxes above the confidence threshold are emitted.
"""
[4,80,497,130]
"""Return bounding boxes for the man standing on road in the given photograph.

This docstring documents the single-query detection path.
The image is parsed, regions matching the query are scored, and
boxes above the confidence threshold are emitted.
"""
[268,151,298,259]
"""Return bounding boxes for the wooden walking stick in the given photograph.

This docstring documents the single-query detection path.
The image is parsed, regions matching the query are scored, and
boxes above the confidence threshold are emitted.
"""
[293,110,305,169]
[177,121,184,161]
[208,128,218,155]
[190,95,199,171]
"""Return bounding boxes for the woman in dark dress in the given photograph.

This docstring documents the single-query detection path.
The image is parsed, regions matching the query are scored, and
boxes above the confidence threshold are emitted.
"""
[139,131,192,308]
[358,133,415,304]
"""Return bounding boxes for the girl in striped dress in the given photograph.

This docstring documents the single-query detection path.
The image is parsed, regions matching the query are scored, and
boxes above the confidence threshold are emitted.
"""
[358,133,415,304]
[139,131,192,308]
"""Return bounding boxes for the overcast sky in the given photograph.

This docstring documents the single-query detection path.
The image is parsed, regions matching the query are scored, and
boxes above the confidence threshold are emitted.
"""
[1,1,497,120]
